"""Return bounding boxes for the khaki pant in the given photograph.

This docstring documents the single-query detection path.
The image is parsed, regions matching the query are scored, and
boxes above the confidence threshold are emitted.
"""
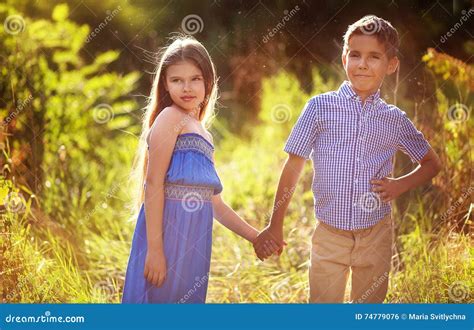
[309,214,393,303]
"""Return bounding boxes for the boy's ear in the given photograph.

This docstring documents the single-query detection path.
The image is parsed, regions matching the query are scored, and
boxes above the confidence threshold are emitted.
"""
[341,53,347,69]
[387,56,399,75]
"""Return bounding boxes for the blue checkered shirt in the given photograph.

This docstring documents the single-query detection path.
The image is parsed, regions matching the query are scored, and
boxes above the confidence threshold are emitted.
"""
[284,81,431,230]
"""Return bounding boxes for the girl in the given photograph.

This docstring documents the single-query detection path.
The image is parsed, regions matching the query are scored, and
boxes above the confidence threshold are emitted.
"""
[122,36,269,303]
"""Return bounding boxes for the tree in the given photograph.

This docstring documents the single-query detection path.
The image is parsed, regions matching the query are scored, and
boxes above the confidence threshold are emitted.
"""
[0,3,140,223]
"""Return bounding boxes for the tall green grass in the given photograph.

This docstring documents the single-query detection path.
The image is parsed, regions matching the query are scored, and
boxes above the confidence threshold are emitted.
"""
[1,69,472,303]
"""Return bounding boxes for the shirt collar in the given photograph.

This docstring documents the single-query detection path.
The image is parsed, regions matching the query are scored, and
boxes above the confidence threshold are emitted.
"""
[337,80,381,103]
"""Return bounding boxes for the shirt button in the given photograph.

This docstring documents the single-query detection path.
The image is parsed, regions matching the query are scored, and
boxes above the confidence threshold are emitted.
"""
[354,179,358,183]
[356,157,360,162]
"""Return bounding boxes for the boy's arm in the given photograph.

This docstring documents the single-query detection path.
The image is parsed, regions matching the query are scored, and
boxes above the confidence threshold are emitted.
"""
[253,154,306,259]
[371,147,442,202]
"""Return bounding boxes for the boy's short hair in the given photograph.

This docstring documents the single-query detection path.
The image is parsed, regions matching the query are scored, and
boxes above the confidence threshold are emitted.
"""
[343,15,399,58]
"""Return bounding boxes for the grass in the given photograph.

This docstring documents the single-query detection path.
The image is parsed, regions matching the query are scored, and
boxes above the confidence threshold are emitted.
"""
[1,70,472,304]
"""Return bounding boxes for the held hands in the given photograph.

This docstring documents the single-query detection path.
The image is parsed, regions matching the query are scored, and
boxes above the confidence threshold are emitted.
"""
[253,225,287,261]
[144,250,167,287]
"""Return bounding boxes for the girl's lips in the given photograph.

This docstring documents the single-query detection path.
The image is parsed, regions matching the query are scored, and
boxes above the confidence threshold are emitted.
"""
[180,96,196,102]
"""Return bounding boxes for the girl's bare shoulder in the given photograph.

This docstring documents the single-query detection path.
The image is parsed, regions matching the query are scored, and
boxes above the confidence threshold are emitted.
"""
[147,106,186,145]
[155,106,188,125]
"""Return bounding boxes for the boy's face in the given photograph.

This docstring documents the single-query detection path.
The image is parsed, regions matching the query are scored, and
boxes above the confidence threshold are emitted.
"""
[342,34,399,100]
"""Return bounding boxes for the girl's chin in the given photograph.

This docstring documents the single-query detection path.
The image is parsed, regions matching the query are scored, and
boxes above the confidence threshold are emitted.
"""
[174,101,201,112]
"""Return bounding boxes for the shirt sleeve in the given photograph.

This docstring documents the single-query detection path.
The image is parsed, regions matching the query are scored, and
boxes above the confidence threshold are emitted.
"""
[284,98,319,159]
[397,111,431,163]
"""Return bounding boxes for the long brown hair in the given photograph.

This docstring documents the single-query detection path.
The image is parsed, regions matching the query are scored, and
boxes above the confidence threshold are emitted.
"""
[129,36,218,212]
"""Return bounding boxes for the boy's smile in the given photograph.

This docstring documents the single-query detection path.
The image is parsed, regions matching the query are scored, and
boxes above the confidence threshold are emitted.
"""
[342,34,398,102]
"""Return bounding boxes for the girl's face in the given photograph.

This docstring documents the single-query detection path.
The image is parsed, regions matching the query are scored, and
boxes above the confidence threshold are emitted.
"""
[164,60,206,114]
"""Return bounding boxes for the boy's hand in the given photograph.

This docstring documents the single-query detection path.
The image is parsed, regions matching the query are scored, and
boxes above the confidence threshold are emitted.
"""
[371,177,405,203]
[253,226,287,261]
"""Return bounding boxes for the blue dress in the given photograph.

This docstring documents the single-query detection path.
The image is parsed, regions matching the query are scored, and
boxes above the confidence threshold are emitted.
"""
[122,133,223,303]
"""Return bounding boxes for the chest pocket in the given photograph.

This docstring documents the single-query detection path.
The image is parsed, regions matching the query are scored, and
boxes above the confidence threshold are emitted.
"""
[363,113,398,150]
[316,113,358,151]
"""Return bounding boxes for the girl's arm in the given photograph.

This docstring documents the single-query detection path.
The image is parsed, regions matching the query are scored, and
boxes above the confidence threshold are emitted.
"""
[208,134,259,243]
[144,107,185,287]
[211,194,259,243]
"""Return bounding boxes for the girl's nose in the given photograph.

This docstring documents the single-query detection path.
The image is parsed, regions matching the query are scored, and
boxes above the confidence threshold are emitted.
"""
[183,81,191,91]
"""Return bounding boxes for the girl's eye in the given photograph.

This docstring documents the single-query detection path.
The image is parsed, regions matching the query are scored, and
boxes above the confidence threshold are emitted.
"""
[172,79,180,83]
[193,77,202,81]
[350,54,359,57]
[371,55,380,59]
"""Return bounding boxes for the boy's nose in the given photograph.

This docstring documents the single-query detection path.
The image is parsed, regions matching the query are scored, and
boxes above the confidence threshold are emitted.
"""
[358,59,368,69]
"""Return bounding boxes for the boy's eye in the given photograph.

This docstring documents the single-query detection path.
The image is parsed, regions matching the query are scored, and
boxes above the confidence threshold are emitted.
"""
[371,55,380,59]
[192,77,202,81]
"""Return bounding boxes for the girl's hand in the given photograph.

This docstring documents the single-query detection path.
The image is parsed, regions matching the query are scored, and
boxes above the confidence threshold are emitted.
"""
[253,225,286,260]
[144,250,167,288]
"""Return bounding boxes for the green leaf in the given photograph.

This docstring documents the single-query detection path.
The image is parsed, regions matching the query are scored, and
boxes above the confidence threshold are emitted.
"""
[94,51,120,66]
[52,4,69,22]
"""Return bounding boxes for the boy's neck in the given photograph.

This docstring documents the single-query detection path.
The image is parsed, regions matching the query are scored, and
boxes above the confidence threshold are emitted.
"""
[348,82,381,104]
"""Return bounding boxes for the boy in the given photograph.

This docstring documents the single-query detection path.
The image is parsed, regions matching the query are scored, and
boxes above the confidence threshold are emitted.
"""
[253,15,441,303]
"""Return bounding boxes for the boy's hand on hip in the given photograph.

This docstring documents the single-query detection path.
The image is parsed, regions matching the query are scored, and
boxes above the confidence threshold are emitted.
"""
[371,177,405,202]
